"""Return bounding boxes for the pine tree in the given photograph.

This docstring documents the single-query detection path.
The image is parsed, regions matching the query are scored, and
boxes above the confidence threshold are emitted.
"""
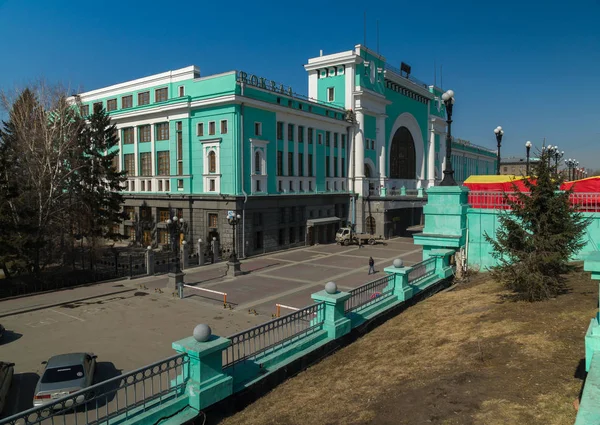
[77,105,127,263]
[484,149,590,301]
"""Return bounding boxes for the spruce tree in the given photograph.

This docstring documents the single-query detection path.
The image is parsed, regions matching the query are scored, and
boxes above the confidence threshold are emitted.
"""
[484,149,590,301]
[78,105,127,261]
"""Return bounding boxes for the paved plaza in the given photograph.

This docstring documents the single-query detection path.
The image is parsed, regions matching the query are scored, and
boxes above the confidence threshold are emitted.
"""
[0,237,421,417]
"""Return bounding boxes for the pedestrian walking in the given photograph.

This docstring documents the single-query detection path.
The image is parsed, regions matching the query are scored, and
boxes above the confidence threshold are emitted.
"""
[359,238,363,249]
[368,257,375,275]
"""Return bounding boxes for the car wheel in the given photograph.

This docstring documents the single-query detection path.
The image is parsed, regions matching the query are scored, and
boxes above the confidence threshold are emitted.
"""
[343,239,350,246]
[368,238,375,245]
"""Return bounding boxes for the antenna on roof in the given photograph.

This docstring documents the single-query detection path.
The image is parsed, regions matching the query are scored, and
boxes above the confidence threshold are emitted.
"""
[434,59,436,87]
[364,12,367,47]
[376,20,380,54]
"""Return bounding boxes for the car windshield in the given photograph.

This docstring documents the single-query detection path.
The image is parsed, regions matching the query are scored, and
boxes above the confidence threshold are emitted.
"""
[336,229,344,235]
[41,365,85,383]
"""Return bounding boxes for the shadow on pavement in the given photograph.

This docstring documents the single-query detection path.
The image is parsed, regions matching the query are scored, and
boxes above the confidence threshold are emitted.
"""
[0,330,23,345]
[1,372,39,417]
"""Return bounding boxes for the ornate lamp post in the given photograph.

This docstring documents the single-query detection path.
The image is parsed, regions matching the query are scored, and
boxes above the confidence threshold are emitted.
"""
[227,212,243,277]
[494,126,504,175]
[565,158,577,181]
[165,215,186,289]
[553,147,564,174]
[525,141,532,176]
[440,89,457,186]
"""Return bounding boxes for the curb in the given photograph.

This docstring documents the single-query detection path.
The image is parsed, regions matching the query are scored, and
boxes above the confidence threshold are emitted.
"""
[0,287,138,319]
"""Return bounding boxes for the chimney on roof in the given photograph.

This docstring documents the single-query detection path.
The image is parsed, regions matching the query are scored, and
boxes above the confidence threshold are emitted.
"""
[320,49,323,57]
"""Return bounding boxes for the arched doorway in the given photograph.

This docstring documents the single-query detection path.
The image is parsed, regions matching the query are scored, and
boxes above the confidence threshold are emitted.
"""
[364,163,372,178]
[366,216,376,235]
[389,126,416,179]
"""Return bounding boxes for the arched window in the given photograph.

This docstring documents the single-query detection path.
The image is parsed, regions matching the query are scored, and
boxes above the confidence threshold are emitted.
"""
[255,151,261,174]
[389,126,416,179]
[208,151,216,173]
[364,163,372,178]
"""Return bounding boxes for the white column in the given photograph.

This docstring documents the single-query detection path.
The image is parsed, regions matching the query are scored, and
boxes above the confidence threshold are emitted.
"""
[151,124,156,176]
[118,127,123,172]
[376,115,386,185]
[283,122,289,177]
[134,125,139,176]
[312,129,317,180]
[337,140,342,180]
[354,110,365,178]
[303,126,308,179]
[428,119,436,188]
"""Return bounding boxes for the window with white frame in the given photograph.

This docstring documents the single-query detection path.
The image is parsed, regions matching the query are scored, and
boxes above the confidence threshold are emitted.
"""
[178,86,185,97]
[209,121,216,135]
[327,87,334,102]
[254,151,261,174]
[208,151,216,173]
[197,123,204,136]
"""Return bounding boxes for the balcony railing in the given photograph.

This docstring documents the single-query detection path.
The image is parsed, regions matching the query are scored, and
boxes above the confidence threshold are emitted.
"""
[384,64,429,89]
[468,191,600,212]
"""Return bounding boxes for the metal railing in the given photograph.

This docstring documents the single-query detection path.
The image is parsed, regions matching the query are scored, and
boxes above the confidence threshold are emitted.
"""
[344,274,395,314]
[407,257,437,285]
[222,302,325,370]
[468,191,600,212]
[0,354,189,425]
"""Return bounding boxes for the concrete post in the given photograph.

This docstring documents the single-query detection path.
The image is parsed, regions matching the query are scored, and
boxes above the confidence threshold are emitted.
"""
[197,238,205,266]
[429,249,455,279]
[172,331,233,411]
[400,186,406,196]
[383,259,413,302]
[211,237,220,263]
[417,187,424,198]
[146,246,154,276]
[181,241,189,270]
[311,282,351,339]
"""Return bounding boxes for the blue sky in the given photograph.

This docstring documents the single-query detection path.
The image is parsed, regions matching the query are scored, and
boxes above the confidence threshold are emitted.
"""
[1,0,599,169]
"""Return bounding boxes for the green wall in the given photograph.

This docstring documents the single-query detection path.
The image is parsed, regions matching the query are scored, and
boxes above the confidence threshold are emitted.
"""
[317,72,345,109]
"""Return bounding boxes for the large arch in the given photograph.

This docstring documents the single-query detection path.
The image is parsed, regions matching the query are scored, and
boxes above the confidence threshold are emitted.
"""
[389,127,416,179]
[364,157,376,178]
[387,112,425,181]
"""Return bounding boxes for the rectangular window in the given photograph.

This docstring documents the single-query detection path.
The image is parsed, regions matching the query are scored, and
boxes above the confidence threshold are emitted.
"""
[155,87,168,102]
[106,99,117,111]
[308,128,313,144]
[158,229,168,244]
[371,140,375,150]
[288,124,294,141]
[276,121,283,140]
[289,227,296,244]
[341,161,345,178]
[197,123,204,136]
[334,157,338,177]
[124,206,135,221]
[122,127,134,144]
[208,213,218,228]
[334,133,338,148]
[299,153,304,176]
[256,180,261,192]
[341,134,346,149]
[93,102,103,112]
[139,125,151,143]
[178,179,184,189]
[280,207,286,223]
[157,151,170,175]
[158,209,170,223]
[326,131,330,147]
[178,86,185,97]
[140,153,151,176]
[220,120,228,134]
[277,151,283,176]
[289,180,293,192]
[156,123,169,141]
[122,95,133,109]
[254,122,262,136]
[138,91,149,106]
[254,231,263,249]
[318,133,323,145]
[209,179,215,191]
[298,126,304,143]
[326,156,330,177]
[327,87,334,102]
[308,154,313,177]
[80,105,89,116]
[209,121,216,135]
[124,154,135,176]
[288,152,293,176]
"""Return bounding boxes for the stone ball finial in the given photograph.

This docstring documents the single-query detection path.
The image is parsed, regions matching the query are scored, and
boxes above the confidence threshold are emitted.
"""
[325,281,337,294]
[393,258,404,268]
[213,237,217,241]
[147,246,152,251]
[193,324,212,342]
[182,240,187,245]
[198,238,202,243]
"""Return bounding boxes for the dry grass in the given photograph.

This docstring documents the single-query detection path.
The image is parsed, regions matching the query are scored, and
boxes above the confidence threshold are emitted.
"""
[218,268,596,425]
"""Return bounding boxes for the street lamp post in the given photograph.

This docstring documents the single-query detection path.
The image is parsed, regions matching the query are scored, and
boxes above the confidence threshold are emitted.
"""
[165,216,185,290]
[440,89,457,186]
[553,147,563,174]
[227,213,243,277]
[565,158,577,181]
[494,126,504,175]
[525,141,532,176]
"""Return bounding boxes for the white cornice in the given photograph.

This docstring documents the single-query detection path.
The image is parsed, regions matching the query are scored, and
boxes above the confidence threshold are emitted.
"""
[201,138,222,144]
[73,66,200,101]
[304,51,360,71]
[384,71,434,99]
[354,44,387,62]
[249,138,270,146]
[353,90,392,105]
